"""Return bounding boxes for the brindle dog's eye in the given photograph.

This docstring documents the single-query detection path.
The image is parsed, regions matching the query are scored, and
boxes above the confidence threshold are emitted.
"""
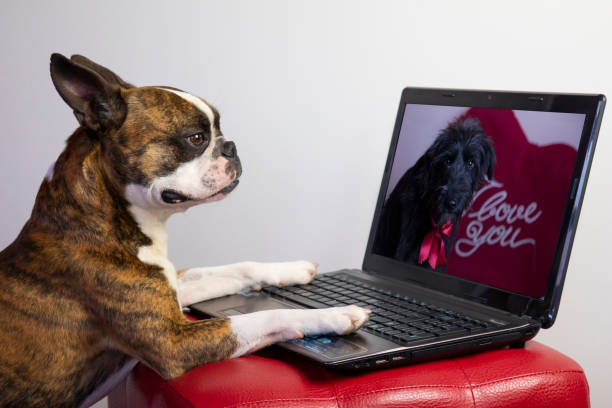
[466,159,474,169]
[445,158,452,166]
[186,133,206,147]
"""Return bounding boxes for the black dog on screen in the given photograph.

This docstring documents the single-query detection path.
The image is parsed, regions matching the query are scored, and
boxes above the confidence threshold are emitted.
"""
[374,117,495,269]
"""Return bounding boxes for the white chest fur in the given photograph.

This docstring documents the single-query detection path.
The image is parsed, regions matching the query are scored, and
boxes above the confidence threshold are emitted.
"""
[128,205,179,296]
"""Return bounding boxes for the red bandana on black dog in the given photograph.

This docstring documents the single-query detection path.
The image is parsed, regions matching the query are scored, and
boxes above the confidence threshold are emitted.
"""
[418,219,452,269]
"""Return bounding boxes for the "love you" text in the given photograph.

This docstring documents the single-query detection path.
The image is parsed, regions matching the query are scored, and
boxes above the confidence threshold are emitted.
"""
[454,181,542,257]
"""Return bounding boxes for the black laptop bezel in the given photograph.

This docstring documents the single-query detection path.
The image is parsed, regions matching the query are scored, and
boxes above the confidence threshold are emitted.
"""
[363,87,605,328]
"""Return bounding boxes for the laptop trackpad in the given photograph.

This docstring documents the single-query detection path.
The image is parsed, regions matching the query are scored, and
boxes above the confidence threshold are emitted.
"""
[209,296,299,317]
[286,335,367,359]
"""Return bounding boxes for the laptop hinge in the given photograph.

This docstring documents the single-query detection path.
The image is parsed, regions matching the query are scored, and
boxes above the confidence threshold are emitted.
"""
[520,298,534,317]
[517,299,547,327]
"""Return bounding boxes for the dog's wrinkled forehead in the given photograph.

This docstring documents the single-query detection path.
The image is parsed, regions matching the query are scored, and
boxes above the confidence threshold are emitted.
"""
[156,86,220,129]
[123,86,220,137]
[109,86,222,186]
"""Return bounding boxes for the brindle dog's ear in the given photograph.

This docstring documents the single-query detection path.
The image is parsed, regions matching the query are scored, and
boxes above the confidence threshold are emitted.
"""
[70,54,134,89]
[50,53,127,132]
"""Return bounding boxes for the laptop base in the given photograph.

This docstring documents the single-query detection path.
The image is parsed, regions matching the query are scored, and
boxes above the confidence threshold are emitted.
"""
[190,269,539,371]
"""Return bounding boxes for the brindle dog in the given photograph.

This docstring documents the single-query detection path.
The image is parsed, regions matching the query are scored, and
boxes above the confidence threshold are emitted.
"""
[0,54,370,407]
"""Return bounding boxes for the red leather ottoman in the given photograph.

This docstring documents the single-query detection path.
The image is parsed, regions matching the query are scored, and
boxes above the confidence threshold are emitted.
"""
[108,341,589,408]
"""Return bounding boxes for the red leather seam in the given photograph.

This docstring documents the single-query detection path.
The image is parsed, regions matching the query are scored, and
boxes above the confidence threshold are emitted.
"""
[469,370,586,387]
[222,396,338,408]
[161,381,196,408]
[334,370,586,401]
[335,384,480,399]
[455,360,476,408]
[320,364,341,408]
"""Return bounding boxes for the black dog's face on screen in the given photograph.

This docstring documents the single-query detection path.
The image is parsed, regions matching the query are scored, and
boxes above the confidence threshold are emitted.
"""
[424,117,495,226]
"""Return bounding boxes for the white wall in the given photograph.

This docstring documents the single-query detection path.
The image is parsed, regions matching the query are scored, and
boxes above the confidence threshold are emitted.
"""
[1,1,610,406]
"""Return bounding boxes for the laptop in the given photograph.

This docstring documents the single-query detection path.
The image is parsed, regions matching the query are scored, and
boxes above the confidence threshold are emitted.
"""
[190,88,606,370]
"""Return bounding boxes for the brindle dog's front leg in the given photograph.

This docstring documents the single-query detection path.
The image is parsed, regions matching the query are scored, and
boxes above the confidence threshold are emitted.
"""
[177,261,317,307]
[108,268,369,380]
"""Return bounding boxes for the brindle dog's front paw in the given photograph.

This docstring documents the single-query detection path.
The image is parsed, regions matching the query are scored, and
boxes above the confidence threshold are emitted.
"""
[295,305,372,337]
[228,306,371,358]
[326,305,372,335]
[256,260,318,288]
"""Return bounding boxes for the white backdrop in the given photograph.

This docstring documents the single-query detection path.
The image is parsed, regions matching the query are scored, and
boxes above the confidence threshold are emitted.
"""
[1,1,611,406]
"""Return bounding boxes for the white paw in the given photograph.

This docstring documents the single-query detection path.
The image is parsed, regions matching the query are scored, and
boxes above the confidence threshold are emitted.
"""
[256,260,318,288]
[229,305,372,358]
[302,305,372,336]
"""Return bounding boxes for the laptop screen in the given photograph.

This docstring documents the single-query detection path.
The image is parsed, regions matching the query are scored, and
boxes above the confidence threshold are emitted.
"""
[371,103,586,300]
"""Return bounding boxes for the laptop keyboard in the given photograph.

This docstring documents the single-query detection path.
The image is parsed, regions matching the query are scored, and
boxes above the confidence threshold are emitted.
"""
[262,274,491,345]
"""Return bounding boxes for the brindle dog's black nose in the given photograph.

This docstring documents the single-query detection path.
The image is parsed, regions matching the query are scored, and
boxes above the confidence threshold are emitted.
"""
[222,141,237,158]
[448,199,457,209]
